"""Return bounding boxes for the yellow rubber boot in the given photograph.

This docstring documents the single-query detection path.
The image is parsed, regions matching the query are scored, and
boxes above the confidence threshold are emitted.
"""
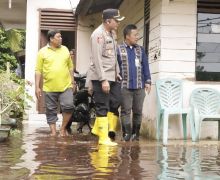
[91,118,99,136]
[97,117,117,146]
[107,112,118,141]
[90,145,118,173]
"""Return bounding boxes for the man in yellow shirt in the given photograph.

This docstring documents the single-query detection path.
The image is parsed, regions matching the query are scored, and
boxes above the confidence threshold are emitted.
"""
[35,30,74,136]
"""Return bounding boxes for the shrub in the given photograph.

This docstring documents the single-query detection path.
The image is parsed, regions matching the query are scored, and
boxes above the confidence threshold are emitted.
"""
[0,70,33,124]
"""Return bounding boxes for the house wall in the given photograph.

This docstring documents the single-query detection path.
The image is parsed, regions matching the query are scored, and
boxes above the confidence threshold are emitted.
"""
[144,0,162,136]
[117,0,145,44]
[149,0,220,140]
[25,0,79,116]
[156,0,196,139]
[76,14,101,73]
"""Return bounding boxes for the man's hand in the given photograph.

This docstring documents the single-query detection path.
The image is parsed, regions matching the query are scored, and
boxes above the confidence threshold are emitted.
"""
[102,80,110,94]
[35,72,42,100]
[88,87,93,95]
[116,74,122,82]
[72,81,76,93]
[145,83,151,94]
[35,87,42,100]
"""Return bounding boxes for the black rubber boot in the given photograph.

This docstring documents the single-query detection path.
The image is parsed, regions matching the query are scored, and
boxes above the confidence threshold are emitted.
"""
[131,124,141,141]
[123,124,131,141]
[108,131,116,141]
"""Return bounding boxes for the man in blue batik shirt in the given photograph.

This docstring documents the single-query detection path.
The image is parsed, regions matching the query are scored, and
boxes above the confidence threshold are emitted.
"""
[117,24,151,141]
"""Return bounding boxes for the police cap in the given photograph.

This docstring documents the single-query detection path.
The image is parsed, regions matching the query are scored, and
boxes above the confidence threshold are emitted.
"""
[102,9,125,21]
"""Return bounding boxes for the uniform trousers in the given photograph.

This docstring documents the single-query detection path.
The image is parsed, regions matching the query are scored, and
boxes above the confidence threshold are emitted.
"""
[92,80,121,117]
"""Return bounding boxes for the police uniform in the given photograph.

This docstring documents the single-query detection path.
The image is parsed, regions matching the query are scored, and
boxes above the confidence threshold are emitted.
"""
[87,8,124,146]
[88,24,121,117]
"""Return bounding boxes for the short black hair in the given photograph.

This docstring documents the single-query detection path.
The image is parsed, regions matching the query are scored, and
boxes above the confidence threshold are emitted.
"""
[47,30,61,42]
[123,24,137,39]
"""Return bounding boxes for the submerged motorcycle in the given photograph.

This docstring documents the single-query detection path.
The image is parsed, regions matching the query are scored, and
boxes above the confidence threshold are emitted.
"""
[66,72,96,134]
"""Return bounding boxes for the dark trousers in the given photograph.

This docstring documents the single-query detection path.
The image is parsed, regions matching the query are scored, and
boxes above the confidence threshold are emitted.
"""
[44,88,74,124]
[120,88,146,126]
[92,80,121,117]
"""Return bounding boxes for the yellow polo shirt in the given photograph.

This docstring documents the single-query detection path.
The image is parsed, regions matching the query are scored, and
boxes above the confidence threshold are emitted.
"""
[35,45,73,92]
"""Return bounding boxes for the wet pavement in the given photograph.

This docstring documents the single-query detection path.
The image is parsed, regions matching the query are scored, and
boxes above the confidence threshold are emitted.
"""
[1,121,220,180]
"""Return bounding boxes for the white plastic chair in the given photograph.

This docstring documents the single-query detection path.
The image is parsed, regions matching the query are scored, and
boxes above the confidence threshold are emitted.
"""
[189,88,220,141]
[156,78,194,145]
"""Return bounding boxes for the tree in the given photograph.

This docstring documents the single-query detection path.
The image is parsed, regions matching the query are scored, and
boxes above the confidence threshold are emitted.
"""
[0,27,25,71]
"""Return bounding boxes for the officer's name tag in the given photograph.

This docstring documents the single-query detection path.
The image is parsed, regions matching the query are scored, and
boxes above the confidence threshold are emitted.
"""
[135,58,140,67]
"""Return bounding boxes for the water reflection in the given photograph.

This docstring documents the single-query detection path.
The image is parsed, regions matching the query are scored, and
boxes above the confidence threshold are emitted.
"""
[157,145,220,180]
[31,136,95,179]
[1,122,220,179]
[12,133,40,177]
[117,144,144,179]
[0,136,30,179]
[90,145,118,178]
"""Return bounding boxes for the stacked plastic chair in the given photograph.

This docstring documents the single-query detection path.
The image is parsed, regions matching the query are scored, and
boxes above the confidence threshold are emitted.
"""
[189,88,220,141]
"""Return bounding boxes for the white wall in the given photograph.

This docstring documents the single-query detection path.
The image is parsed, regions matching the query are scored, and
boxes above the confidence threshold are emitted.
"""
[76,14,101,74]
[160,0,196,78]
[144,0,162,124]
[25,0,79,115]
[118,0,145,44]
[156,0,196,139]
[152,0,220,140]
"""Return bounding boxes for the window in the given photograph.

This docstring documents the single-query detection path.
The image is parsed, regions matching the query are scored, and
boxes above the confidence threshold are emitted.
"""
[39,9,77,50]
[39,9,76,31]
[196,1,220,81]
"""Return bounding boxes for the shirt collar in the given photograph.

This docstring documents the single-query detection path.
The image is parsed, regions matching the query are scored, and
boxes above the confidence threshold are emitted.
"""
[101,24,112,36]
[123,41,137,49]
[46,43,51,48]
[47,43,61,50]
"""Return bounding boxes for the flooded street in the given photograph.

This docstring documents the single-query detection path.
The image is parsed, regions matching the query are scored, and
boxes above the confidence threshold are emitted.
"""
[1,121,220,180]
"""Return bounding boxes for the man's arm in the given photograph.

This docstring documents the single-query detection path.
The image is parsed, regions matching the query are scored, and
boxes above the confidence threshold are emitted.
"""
[117,46,122,81]
[35,51,44,99]
[141,47,151,94]
[67,52,75,91]
[91,32,110,93]
[69,69,75,92]
[91,33,106,81]
[35,72,42,100]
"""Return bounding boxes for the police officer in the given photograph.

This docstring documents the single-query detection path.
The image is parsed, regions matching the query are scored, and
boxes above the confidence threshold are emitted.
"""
[87,9,124,146]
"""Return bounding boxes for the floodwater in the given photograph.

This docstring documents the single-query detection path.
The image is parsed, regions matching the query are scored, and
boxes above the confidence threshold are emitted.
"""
[1,122,220,180]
